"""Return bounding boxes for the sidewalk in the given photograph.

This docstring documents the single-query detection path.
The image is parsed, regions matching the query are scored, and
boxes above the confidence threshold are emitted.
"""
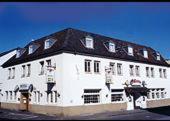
[0,108,147,120]
[64,109,147,120]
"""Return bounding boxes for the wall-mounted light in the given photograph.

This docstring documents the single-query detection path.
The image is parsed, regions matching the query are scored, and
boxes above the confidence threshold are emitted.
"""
[106,94,108,98]
[40,93,43,97]
[58,93,60,97]
[81,95,84,98]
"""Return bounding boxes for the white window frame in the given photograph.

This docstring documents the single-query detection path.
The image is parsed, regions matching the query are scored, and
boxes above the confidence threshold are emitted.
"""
[129,65,134,76]
[163,69,167,78]
[111,89,124,103]
[85,60,91,73]
[146,67,150,77]
[151,67,154,78]
[85,37,93,49]
[109,42,115,52]
[21,65,26,78]
[117,63,123,76]
[94,61,100,73]
[110,62,115,75]
[135,65,140,77]
[83,89,101,104]
[27,64,31,77]
[128,46,134,56]
[143,49,148,58]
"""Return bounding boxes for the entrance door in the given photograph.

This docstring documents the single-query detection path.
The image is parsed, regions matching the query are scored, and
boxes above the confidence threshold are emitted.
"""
[133,92,141,109]
[20,93,29,111]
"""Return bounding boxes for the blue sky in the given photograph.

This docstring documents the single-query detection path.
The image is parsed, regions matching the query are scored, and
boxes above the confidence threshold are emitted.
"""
[0,2,170,59]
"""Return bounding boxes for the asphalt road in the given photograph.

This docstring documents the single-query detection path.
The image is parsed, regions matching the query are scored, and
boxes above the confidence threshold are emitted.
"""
[1,106,170,120]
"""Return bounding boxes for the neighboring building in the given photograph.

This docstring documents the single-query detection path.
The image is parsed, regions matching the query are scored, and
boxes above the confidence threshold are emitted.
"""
[0,48,17,108]
[0,28,170,116]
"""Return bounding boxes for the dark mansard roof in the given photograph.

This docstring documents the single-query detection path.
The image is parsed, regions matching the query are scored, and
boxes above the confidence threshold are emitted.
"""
[2,28,169,68]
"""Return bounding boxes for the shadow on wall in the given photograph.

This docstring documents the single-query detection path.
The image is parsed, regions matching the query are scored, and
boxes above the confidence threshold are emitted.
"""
[144,106,170,116]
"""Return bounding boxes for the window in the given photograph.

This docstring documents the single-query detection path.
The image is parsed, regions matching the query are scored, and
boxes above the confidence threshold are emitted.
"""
[27,64,31,77]
[14,92,17,100]
[16,48,25,58]
[159,68,163,78]
[128,46,133,56]
[50,92,53,103]
[46,91,57,103]
[110,62,115,75]
[156,52,161,61]
[6,91,8,101]
[147,92,150,99]
[85,60,91,73]
[44,39,55,49]
[84,89,100,104]
[94,61,100,73]
[109,42,115,52]
[129,65,134,76]
[12,67,15,79]
[28,45,37,54]
[85,36,93,49]
[54,91,57,103]
[10,91,12,100]
[151,67,154,78]
[146,67,150,77]
[163,69,167,78]
[8,68,11,79]
[21,65,25,78]
[117,63,123,75]
[161,92,165,98]
[143,49,148,58]
[156,92,160,99]
[34,91,37,102]
[46,60,51,67]
[135,66,140,76]
[152,92,155,99]
[38,91,40,103]
[39,61,44,75]
[111,89,124,102]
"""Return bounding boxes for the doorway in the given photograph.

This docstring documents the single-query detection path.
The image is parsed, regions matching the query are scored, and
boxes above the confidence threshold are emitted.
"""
[20,93,29,111]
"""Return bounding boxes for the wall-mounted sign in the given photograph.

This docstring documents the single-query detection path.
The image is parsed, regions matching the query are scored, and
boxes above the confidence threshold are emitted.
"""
[19,84,33,92]
[130,79,141,86]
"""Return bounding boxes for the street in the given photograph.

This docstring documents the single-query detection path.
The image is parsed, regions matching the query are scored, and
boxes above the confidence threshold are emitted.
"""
[1,106,170,120]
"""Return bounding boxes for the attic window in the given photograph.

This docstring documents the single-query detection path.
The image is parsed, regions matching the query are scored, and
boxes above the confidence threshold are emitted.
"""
[28,44,38,54]
[85,36,93,49]
[156,52,161,61]
[109,42,115,52]
[143,49,148,58]
[128,46,133,56]
[16,49,25,58]
[44,39,56,49]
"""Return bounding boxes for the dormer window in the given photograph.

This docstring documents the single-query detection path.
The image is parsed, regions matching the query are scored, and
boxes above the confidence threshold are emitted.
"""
[143,49,148,58]
[44,39,56,49]
[128,46,133,56]
[16,48,25,58]
[85,36,93,49]
[28,44,39,55]
[156,52,161,61]
[109,42,115,52]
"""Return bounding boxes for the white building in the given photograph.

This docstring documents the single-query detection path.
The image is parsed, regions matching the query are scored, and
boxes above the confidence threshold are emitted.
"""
[0,28,170,116]
[0,48,17,107]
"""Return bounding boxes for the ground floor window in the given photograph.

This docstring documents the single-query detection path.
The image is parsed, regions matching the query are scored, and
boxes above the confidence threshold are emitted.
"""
[111,89,124,102]
[147,88,166,100]
[84,89,101,104]
[33,91,41,103]
[46,91,58,104]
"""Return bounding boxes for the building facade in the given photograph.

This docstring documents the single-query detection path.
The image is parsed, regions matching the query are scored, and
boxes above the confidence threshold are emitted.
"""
[0,28,170,116]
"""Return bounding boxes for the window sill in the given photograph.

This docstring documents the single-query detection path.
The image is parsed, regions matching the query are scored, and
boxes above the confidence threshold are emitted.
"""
[94,72,100,74]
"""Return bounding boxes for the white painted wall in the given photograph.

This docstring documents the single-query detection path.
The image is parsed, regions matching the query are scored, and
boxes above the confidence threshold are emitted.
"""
[0,52,170,109]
